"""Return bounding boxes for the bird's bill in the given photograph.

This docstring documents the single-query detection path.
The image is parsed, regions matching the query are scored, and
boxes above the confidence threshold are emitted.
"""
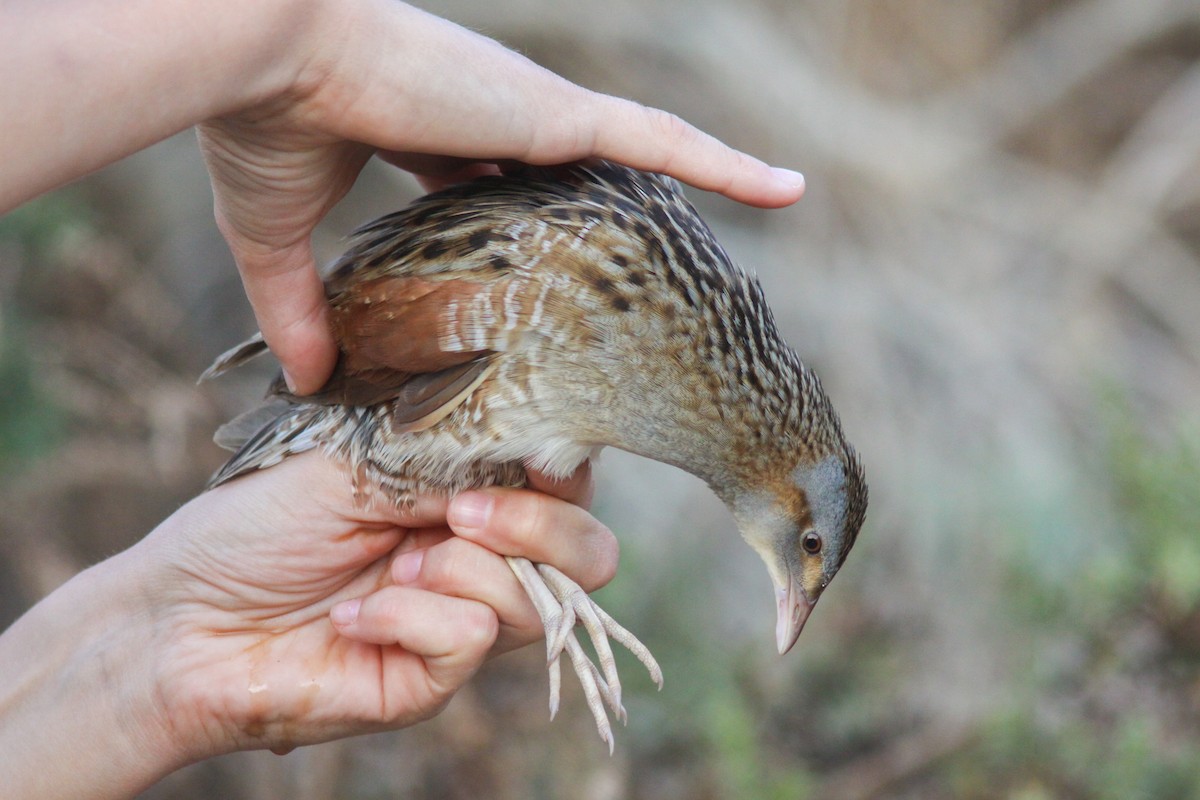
[775,581,816,655]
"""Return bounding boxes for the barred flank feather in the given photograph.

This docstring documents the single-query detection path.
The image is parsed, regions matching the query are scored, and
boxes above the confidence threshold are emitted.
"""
[207,401,325,488]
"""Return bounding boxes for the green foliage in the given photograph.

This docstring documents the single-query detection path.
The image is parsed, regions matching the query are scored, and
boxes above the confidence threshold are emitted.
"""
[0,328,62,468]
[952,708,1200,800]
[941,402,1200,797]
[0,192,87,467]
[0,189,94,257]
[1106,409,1200,621]
[703,682,815,800]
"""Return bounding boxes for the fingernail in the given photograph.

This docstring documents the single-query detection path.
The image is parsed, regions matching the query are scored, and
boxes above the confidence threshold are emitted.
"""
[393,550,424,584]
[282,369,299,395]
[769,167,806,191]
[448,492,492,531]
[330,598,361,626]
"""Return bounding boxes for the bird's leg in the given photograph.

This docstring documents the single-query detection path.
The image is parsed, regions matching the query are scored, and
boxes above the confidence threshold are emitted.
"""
[506,555,574,668]
[562,634,616,753]
[536,564,664,709]
[504,555,663,747]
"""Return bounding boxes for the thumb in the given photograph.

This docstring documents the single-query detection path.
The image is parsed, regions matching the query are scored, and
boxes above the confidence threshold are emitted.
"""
[218,221,338,394]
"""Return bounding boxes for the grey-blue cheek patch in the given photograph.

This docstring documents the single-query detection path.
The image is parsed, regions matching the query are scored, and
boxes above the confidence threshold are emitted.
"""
[792,455,848,575]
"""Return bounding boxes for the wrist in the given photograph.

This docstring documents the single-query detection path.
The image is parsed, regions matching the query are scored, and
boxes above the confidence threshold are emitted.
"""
[206,0,335,113]
[0,0,338,211]
[0,545,187,800]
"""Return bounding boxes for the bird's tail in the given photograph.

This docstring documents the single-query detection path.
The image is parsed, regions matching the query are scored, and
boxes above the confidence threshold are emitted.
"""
[207,398,327,489]
[202,331,332,488]
[199,332,270,383]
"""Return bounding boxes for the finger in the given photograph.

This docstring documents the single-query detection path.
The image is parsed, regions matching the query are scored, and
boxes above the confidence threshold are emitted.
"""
[330,586,498,687]
[379,152,480,177]
[352,493,451,530]
[390,537,544,653]
[447,487,618,592]
[263,451,453,529]
[397,525,453,553]
[414,166,500,194]
[525,460,594,509]
[378,152,503,192]
[576,93,805,209]
[217,225,338,395]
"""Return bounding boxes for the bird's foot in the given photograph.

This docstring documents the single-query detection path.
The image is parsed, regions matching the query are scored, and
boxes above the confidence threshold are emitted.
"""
[505,556,663,750]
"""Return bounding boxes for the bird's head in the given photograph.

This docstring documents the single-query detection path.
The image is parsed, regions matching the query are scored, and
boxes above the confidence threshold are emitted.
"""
[730,448,867,654]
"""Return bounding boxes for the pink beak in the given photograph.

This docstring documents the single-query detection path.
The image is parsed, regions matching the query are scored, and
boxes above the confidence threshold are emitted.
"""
[775,581,816,655]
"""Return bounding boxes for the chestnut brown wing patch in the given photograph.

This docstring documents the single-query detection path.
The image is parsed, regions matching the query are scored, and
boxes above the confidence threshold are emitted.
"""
[280,275,502,428]
[331,276,494,373]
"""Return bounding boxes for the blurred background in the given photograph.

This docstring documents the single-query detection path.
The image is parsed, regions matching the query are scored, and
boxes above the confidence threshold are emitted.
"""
[4,0,1200,796]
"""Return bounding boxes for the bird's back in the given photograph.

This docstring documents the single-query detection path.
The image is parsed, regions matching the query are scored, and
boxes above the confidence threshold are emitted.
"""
[207,162,824,503]
[207,165,702,495]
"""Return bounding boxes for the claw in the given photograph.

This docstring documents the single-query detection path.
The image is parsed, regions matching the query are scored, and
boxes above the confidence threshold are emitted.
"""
[547,604,575,664]
[580,653,624,720]
[565,636,613,749]
[590,601,664,690]
[548,654,561,720]
[505,555,660,748]
[538,564,625,709]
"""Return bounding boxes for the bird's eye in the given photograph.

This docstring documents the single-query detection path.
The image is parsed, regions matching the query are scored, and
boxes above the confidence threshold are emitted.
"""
[801,531,823,555]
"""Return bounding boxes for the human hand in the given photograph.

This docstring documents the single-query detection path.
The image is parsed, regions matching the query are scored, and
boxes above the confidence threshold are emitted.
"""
[196,0,806,394]
[139,453,611,758]
[0,451,614,798]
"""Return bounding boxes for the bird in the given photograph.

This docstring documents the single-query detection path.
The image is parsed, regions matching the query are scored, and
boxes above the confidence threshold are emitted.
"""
[202,160,868,749]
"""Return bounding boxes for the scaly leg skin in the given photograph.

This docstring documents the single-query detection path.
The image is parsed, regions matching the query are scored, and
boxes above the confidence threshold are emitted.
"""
[505,556,664,748]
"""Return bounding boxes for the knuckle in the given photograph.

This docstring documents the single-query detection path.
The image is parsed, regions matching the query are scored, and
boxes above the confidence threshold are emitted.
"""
[560,113,597,162]
[505,592,544,637]
[421,537,478,590]
[508,612,544,646]
[584,528,620,590]
[649,108,698,148]
[420,681,458,717]
[536,86,598,163]
[459,602,500,652]
[367,591,404,631]
[495,490,546,553]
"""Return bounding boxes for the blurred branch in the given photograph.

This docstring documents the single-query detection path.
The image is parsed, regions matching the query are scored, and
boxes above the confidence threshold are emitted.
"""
[933,0,1199,150]
[0,437,166,598]
[816,720,980,800]
[1104,61,1200,213]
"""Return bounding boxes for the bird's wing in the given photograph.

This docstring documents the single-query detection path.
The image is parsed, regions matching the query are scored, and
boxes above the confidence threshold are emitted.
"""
[330,275,497,374]
[200,279,508,468]
[207,166,641,416]
[246,267,521,442]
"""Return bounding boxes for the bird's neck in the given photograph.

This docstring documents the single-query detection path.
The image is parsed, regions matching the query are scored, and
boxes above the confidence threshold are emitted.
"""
[561,334,813,498]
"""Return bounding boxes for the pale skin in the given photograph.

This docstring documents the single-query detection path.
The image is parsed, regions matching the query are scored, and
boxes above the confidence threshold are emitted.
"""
[0,454,614,799]
[1,0,805,796]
